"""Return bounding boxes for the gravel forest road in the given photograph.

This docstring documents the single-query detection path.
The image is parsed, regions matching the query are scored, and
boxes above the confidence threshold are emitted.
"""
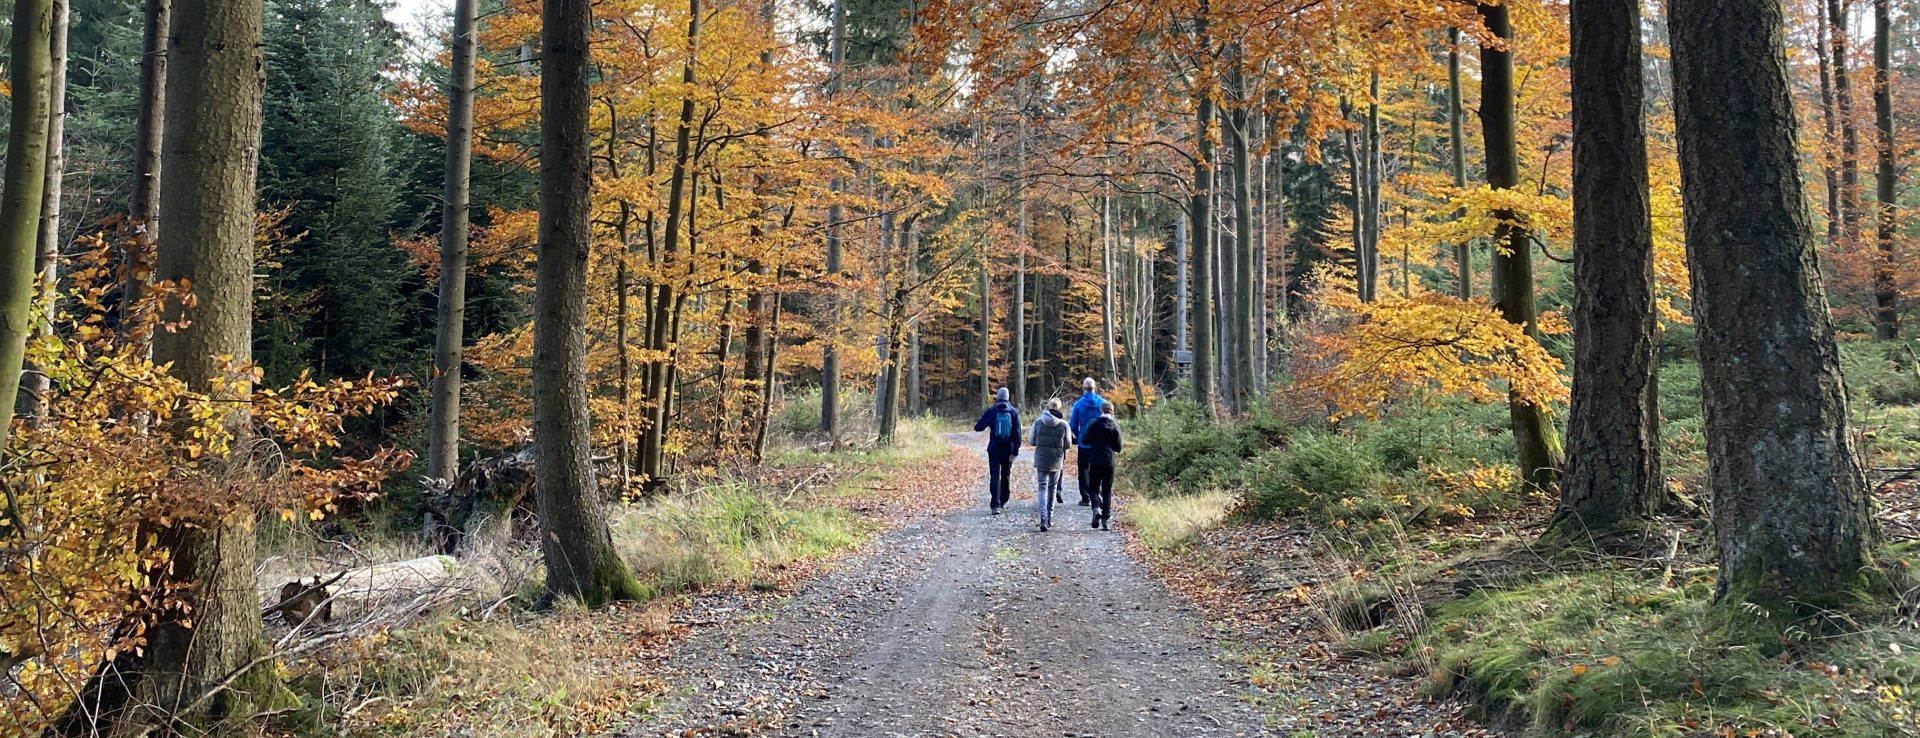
[630,434,1276,738]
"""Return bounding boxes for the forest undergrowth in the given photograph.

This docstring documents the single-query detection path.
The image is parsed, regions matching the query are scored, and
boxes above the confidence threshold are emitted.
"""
[1123,342,1920,738]
[265,410,963,737]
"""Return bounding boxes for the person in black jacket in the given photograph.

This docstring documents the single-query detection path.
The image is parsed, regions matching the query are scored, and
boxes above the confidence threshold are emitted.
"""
[972,387,1022,514]
[1078,401,1123,530]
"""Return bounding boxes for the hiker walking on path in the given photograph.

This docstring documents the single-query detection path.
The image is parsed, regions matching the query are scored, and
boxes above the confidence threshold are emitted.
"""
[1069,378,1106,506]
[1029,398,1073,531]
[1079,401,1123,530]
[973,387,1022,514]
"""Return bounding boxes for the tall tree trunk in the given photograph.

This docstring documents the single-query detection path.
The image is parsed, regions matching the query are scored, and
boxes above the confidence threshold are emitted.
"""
[742,0,775,448]
[819,0,845,435]
[1818,14,1842,246]
[1342,99,1367,302]
[534,0,643,607]
[641,0,702,488]
[1874,0,1899,340]
[1449,26,1472,299]
[26,0,67,421]
[978,245,991,402]
[754,264,783,461]
[1830,0,1861,244]
[427,0,477,482]
[134,0,295,724]
[1480,2,1565,491]
[1189,3,1215,411]
[905,219,922,416]
[1175,216,1189,361]
[1364,70,1382,302]
[1015,115,1028,407]
[1101,184,1119,380]
[0,0,52,446]
[1192,93,1217,410]
[1670,0,1876,605]
[1554,0,1665,538]
[1228,59,1256,410]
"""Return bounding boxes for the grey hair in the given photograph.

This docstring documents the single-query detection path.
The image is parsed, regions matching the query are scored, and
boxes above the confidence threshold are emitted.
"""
[1082,377,1097,391]
[996,387,1010,401]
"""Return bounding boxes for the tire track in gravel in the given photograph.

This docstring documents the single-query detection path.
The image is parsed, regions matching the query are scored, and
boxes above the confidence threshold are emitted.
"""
[628,434,1275,737]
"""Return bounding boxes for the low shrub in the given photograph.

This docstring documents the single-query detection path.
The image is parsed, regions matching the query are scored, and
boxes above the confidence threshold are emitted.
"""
[1122,397,1294,496]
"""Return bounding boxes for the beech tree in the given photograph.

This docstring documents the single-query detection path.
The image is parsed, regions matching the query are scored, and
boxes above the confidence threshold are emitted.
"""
[1,0,54,444]
[1479,0,1564,491]
[1670,0,1877,604]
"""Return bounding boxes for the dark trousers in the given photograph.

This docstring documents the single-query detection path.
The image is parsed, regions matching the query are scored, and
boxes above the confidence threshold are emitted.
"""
[988,453,1014,509]
[1087,464,1114,522]
[1076,452,1092,503]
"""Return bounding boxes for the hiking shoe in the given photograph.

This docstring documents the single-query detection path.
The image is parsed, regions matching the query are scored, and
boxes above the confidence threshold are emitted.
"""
[1101,518,1110,531]
[1090,517,1099,529]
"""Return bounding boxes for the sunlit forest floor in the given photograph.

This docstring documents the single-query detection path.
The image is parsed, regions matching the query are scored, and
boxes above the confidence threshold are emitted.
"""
[1122,343,1920,738]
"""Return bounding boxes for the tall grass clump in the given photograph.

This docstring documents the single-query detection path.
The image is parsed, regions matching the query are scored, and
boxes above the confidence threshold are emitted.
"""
[613,482,863,598]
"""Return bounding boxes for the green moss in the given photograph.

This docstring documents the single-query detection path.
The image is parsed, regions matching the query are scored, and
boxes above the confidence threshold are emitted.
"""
[1407,563,1920,736]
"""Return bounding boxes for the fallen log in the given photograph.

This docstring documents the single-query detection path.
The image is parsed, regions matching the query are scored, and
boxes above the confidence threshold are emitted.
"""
[269,555,463,628]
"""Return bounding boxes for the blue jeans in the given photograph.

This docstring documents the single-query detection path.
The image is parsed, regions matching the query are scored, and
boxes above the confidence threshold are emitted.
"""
[1035,469,1062,526]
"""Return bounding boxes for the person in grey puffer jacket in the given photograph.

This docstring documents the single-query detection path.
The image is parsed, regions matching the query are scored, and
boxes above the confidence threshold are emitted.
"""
[1029,399,1073,531]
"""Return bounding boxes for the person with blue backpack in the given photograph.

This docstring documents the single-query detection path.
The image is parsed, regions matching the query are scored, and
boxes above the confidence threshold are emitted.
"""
[1068,377,1106,506]
[972,387,1022,514]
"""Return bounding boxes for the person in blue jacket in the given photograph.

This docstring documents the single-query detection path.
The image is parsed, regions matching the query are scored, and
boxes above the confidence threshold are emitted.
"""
[1068,377,1105,506]
[973,387,1022,514]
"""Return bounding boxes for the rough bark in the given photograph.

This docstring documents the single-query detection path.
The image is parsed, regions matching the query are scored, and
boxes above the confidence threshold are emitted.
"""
[428,0,477,482]
[1554,0,1665,538]
[534,0,644,607]
[1670,0,1877,604]
[0,0,52,447]
[134,0,295,725]
[1873,0,1898,340]
[1480,1,1565,491]
[1449,26,1472,299]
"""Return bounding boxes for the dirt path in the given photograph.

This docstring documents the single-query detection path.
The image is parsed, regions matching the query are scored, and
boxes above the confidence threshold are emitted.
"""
[629,435,1275,737]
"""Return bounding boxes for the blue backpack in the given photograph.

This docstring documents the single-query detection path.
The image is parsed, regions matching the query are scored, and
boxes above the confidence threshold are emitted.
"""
[993,408,1014,440]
